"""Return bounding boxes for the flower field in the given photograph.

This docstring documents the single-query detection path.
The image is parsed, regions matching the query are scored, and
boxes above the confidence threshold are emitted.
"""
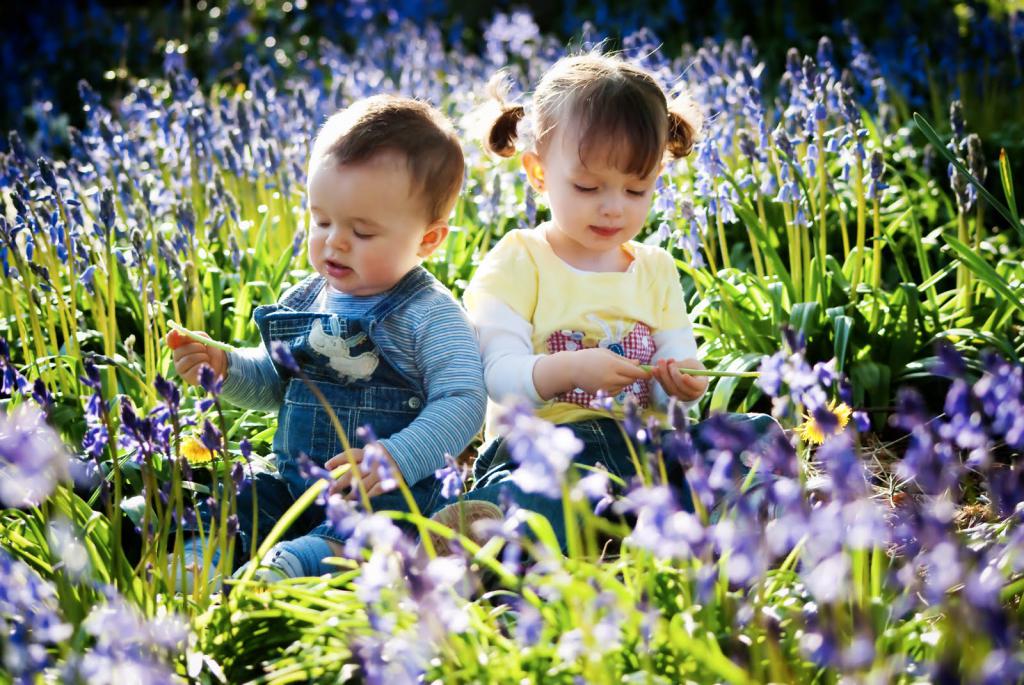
[1,2,1023,682]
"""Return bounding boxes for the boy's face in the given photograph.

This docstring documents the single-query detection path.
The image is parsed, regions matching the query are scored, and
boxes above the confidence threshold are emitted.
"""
[307,152,446,296]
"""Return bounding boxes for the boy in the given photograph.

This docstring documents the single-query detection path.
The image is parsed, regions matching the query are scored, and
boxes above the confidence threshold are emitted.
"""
[169,95,487,584]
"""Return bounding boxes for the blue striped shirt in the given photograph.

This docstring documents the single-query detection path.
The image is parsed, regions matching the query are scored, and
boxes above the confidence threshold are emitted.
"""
[220,278,487,485]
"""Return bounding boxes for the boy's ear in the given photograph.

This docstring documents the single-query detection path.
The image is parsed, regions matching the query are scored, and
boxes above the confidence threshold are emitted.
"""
[522,151,546,192]
[417,219,450,257]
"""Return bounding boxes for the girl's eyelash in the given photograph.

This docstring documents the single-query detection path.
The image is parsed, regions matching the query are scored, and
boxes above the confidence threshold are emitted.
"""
[573,184,596,192]
[626,190,646,196]
[353,230,371,239]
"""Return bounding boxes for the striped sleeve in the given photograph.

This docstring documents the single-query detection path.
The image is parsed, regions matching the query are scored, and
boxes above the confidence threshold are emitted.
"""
[220,345,285,411]
[377,297,487,485]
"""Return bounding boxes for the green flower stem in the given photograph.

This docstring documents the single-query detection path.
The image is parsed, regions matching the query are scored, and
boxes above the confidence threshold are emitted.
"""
[713,179,731,270]
[958,211,972,314]
[166,320,237,353]
[870,197,884,328]
[851,156,867,300]
[638,365,760,378]
[816,119,829,305]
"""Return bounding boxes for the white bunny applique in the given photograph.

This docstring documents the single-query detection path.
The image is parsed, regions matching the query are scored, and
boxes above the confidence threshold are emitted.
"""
[308,318,379,382]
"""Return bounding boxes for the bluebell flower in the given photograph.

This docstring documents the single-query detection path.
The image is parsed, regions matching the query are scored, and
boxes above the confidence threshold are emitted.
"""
[270,341,300,374]
[434,453,463,500]
[0,405,69,508]
[198,364,223,396]
[36,158,59,192]
[572,467,613,515]
[199,419,222,453]
[497,404,582,499]
[617,486,705,560]
[362,442,397,493]
[153,374,181,412]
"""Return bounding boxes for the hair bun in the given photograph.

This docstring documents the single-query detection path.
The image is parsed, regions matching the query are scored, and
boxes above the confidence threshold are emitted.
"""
[666,97,703,159]
[487,105,525,157]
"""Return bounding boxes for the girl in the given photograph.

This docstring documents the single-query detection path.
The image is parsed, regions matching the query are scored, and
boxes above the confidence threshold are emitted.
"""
[444,52,779,553]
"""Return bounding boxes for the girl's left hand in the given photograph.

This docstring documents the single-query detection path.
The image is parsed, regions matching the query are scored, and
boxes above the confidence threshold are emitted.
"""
[652,357,709,402]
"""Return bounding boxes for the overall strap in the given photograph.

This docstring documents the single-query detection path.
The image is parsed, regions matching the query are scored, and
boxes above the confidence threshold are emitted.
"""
[362,266,435,325]
[278,274,326,310]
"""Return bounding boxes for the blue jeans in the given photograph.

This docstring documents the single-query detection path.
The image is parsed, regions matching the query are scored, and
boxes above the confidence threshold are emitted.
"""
[193,465,449,569]
[462,413,783,553]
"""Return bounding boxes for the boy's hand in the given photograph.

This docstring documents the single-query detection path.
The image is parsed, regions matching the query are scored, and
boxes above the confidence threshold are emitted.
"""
[167,330,228,387]
[326,446,400,499]
[651,357,708,402]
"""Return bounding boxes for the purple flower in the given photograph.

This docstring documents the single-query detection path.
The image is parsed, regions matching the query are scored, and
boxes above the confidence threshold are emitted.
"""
[199,419,222,453]
[498,404,582,499]
[270,341,300,374]
[153,374,181,410]
[198,364,223,396]
[362,442,396,494]
[0,405,69,507]
[0,549,70,679]
[932,341,967,379]
[617,486,705,560]
[325,493,362,539]
[572,467,614,515]
[434,453,463,500]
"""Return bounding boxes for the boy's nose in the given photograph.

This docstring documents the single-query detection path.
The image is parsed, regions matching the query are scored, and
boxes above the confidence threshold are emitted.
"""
[326,230,349,251]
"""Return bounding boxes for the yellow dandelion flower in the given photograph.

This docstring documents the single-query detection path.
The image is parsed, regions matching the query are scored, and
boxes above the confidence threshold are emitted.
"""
[181,436,214,465]
[798,400,852,445]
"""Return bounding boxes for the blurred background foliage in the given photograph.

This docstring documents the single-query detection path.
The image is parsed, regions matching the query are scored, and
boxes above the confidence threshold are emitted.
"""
[3,0,1023,151]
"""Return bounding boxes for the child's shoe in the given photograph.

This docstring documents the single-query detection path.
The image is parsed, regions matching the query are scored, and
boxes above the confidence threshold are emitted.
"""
[426,500,503,557]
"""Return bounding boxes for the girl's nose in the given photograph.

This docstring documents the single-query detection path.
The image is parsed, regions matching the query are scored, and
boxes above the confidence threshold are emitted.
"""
[600,197,624,218]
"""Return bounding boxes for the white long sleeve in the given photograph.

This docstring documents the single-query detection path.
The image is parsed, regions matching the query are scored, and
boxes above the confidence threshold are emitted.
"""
[651,325,704,412]
[465,293,545,405]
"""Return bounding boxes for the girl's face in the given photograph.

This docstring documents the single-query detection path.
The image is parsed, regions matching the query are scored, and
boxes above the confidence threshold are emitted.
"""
[524,125,658,264]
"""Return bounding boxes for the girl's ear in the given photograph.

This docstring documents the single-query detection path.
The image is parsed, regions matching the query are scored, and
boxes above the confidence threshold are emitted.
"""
[418,220,450,258]
[522,151,546,192]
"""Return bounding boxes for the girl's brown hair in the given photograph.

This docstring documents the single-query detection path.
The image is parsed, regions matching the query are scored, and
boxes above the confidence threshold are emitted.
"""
[483,53,701,177]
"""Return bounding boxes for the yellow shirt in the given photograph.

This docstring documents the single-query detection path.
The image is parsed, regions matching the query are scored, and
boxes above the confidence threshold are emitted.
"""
[464,227,692,425]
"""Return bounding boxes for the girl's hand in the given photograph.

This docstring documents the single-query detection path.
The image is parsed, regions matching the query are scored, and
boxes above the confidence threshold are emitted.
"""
[167,330,228,386]
[535,347,651,399]
[326,447,400,500]
[651,357,709,402]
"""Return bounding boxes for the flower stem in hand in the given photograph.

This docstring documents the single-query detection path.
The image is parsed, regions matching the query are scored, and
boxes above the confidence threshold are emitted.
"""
[167,320,236,353]
[638,365,760,378]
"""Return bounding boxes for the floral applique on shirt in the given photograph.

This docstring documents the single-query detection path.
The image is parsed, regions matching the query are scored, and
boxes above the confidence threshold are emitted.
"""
[546,318,655,409]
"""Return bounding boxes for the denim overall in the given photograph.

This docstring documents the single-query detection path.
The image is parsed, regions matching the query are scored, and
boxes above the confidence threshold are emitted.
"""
[226,267,447,558]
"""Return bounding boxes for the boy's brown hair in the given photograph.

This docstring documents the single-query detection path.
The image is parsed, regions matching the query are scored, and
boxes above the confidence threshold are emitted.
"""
[309,95,465,222]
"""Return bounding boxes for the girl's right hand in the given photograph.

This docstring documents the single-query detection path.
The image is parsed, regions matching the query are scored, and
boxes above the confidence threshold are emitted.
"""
[535,348,650,399]
[167,330,228,386]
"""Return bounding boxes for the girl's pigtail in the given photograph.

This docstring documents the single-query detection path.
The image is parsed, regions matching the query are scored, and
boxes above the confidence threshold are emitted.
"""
[666,96,703,159]
[483,71,526,158]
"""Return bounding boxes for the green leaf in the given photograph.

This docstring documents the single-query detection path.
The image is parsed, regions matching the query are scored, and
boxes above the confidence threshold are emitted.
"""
[789,302,821,338]
[999,148,1019,226]
[914,113,1024,242]
[828,312,853,375]
[943,234,1024,317]
[733,204,796,300]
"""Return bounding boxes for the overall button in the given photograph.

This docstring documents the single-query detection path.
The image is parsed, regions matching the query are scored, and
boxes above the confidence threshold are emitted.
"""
[407,397,422,409]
